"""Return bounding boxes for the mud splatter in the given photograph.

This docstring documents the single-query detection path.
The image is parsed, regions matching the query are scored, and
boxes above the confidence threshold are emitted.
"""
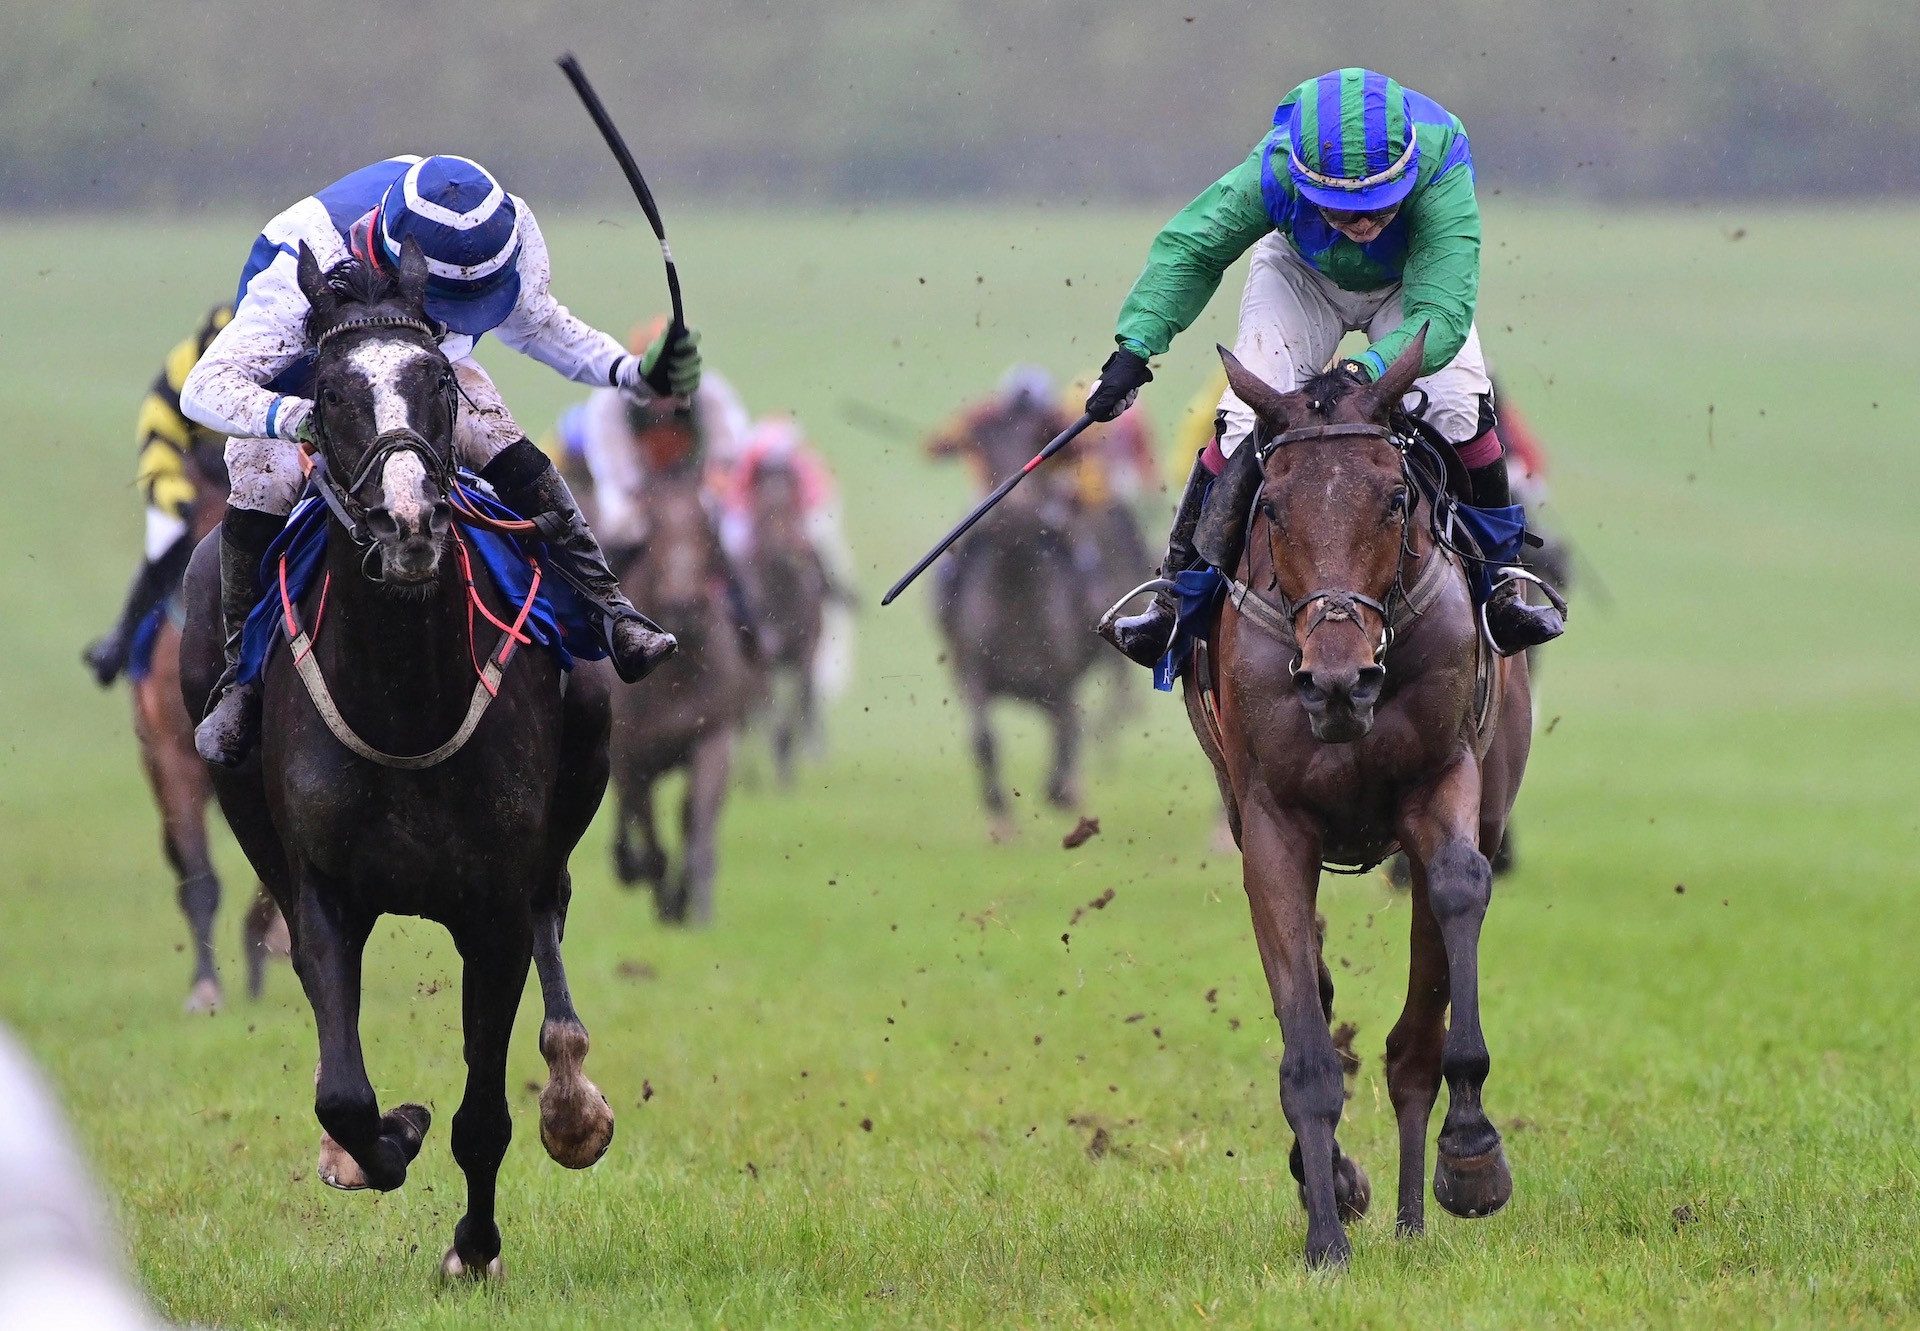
[1062,816,1101,849]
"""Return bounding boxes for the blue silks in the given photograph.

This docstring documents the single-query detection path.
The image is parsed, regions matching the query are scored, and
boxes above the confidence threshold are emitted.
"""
[1153,566,1229,693]
[235,476,605,687]
[1451,502,1527,600]
[124,602,171,684]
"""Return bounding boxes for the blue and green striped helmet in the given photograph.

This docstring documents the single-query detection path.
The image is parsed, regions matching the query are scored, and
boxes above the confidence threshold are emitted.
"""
[1287,68,1420,213]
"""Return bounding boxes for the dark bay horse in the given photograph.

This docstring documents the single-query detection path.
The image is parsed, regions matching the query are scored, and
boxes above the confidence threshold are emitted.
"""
[742,455,828,785]
[610,421,758,925]
[1188,333,1531,1268]
[130,440,285,1012]
[933,400,1107,839]
[181,240,615,1279]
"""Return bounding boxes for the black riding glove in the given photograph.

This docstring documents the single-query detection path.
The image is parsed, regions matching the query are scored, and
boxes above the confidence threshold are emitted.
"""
[1084,348,1152,422]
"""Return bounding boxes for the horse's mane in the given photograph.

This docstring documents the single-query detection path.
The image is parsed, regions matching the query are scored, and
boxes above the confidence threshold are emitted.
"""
[305,257,422,340]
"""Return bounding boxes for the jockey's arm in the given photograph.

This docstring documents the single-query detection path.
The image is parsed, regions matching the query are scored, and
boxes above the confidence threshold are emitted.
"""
[490,208,648,392]
[1354,165,1481,380]
[1112,148,1273,360]
[179,254,313,441]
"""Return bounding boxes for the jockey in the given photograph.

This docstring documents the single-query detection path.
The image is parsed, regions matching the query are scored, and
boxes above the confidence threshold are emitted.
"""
[1084,69,1565,664]
[81,303,232,686]
[180,155,701,766]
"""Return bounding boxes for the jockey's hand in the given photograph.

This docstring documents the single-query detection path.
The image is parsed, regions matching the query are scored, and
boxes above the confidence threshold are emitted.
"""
[1334,358,1375,388]
[630,323,703,399]
[1085,348,1152,422]
[273,397,315,444]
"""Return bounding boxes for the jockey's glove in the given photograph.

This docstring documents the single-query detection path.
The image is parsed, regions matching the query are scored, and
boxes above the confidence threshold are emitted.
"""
[1334,358,1375,387]
[273,397,315,444]
[626,323,703,400]
[1085,347,1152,422]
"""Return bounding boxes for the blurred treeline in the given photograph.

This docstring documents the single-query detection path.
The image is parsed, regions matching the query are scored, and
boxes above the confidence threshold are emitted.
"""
[6,0,1916,210]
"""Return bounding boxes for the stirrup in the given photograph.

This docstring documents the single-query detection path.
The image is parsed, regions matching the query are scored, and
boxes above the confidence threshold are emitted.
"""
[1097,576,1176,635]
[1480,566,1567,658]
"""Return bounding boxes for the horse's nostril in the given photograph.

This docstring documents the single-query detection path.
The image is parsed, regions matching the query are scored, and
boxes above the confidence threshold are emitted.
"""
[1355,664,1387,700]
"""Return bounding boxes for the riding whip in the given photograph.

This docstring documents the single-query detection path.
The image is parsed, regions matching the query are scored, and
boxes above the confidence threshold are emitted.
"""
[557,53,686,336]
[881,412,1097,606]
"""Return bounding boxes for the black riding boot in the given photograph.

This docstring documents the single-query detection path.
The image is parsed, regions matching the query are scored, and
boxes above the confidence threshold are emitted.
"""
[194,508,281,767]
[83,532,192,687]
[1465,458,1566,655]
[482,439,677,683]
[1098,452,1211,668]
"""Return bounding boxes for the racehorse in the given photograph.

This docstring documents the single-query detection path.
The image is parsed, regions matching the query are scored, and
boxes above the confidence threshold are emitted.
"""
[609,412,758,925]
[181,239,616,1279]
[130,440,285,1012]
[1186,333,1531,1268]
[742,454,828,785]
[935,400,1107,839]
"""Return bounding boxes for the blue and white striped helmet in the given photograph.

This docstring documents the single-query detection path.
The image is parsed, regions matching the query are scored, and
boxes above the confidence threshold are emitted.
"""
[378,156,522,334]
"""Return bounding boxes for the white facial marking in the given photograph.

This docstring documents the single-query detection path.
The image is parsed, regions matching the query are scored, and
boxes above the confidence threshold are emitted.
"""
[381,449,430,527]
[346,341,436,436]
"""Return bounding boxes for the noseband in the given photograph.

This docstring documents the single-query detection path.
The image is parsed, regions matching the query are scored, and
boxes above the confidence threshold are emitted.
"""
[1244,421,1423,671]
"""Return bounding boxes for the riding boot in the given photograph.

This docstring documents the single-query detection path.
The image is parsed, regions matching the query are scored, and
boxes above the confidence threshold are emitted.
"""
[83,533,192,687]
[482,439,677,683]
[194,508,281,767]
[1098,452,1211,668]
[1461,458,1566,656]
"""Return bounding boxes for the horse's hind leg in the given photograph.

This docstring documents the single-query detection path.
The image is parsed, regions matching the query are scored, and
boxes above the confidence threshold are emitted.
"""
[140,677,224,1012]
[1043,693,1083,811]
[242,887,288,1000]
[532,871,614,1169]
[292,881,429,1193]
[1383,859,1449,1236]
[1401,760,1511,1220]
[678,730,733,928]
[1241,805,1353,1268]
[442,915,533,1280]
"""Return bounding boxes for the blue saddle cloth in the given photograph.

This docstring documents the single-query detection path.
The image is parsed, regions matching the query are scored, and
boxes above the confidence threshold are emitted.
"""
[1153,566,1229,693]
[235,475,605,687]
[125,599,177,684]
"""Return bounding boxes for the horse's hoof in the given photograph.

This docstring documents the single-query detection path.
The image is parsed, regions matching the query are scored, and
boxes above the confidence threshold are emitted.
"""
[440,1248,504,1281]
[987,814,1016,844]
[185,978,223,1015]
[262,911,292,956]
[1334,1154,1371,1224]
[1304,1230,1352,1270]
[1434,1142,1513,1218]
[317,1133,368,1190]
[1045,778,1082,811]
[540,1080,615,1169]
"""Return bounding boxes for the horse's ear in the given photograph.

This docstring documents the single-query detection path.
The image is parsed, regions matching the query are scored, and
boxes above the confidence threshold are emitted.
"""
[395,235,430,309]
[1364,324,1428,417]
[1218,344,1290,431]
[295,242,332,313]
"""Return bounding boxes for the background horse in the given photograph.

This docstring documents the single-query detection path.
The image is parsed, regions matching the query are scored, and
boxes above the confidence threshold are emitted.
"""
[934,398,1108,840]
[609,414,758,925]
[181,240,616,1279]
[743,454,828,785]
[130,439,284,1012]
[1187,334,1532,1268]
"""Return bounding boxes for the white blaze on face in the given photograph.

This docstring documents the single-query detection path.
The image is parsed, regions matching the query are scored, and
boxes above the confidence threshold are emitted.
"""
[380,450,431,527]
[345,340,439,527]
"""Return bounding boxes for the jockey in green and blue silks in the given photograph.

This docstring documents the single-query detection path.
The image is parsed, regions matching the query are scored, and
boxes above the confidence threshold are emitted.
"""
[1084,68,1565,667]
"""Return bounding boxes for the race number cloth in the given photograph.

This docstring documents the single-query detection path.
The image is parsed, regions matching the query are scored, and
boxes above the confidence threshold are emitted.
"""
[235,475,604,687]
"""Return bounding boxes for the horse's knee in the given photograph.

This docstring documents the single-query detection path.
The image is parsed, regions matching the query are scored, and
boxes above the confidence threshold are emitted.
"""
[1427,840,1491,924]
[451,1099,512,1171]
[177,869,220,925]
[1278,1042,1346,1124]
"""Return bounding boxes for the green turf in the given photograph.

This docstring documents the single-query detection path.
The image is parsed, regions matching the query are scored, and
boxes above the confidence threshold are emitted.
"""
[1,203,1917,1328]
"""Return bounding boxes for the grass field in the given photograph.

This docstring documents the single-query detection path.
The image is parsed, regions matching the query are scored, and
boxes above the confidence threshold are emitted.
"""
[2,202,1918,1328]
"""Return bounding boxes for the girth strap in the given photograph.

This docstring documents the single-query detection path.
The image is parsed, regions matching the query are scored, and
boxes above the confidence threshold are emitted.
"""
[288,635,504,770]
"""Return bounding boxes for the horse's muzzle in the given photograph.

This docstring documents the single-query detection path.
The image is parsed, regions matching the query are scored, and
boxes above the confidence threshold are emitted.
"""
[1295,661,1385,743]
[365,500,452,586]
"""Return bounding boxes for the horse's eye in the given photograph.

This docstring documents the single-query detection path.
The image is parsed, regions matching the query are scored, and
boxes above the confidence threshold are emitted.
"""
[1387,488,1410,517]
[319,384,341,407]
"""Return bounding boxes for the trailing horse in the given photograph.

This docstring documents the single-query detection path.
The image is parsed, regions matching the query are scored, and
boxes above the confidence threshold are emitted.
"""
[129,440,285,1012]
[933,399,1108,839]
[181,240,616,1279]
[742,454,828,785]
[1181,333,1531,1268]
[609,430,758,925]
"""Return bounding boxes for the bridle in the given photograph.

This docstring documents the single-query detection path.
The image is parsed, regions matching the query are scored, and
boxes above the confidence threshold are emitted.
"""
[1244,420,1425,673]
[305,314,460,578]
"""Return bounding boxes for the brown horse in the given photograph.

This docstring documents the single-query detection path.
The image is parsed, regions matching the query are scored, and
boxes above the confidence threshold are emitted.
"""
[1187,333,1530,1268]
[742,456,828,785]
[131,441,285,1012]
[610,432,758,925]
[932,397,1108,839]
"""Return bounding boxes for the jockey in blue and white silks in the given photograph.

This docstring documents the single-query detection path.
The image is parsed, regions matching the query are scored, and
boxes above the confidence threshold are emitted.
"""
[182,154,700,767]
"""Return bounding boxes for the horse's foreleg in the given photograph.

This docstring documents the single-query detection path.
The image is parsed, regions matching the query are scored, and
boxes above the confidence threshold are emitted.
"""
[443,916,532,1280]
[963,681,1010,840]
[1384,857,1449,1236]
[679,731,733,928]
[1241,803,1355,1268]
[144,698,223,1011]
[1043,694,1083,811]
[242,887,288,1001]
[533,871,614,1169]
[292,883,428,1193]
[1400,759,1511,1220]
